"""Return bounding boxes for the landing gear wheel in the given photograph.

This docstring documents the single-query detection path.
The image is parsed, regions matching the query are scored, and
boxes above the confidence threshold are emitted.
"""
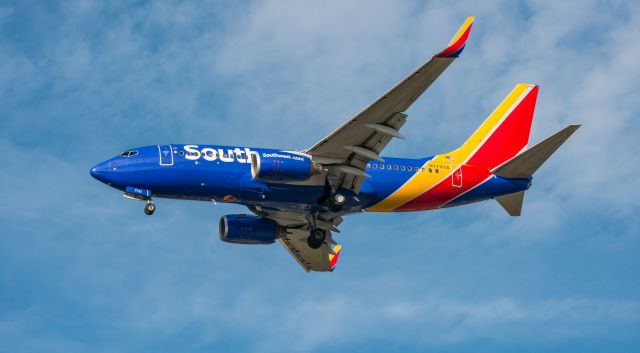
[307,228,326,249]
[329,192,346,212]
[144,202,155,216]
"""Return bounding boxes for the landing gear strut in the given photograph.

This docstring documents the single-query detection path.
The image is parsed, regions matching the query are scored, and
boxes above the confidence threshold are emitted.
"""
[307,228,326,249]
[144,201,156,216]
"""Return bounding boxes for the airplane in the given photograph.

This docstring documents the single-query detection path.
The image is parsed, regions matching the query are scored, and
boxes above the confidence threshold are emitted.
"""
[90,17,580,272]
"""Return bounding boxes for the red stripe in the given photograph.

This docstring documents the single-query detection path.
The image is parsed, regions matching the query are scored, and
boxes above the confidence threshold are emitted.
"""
[330,251,340,268]
[396,165,489,211]
[435,25,472,58]
[395,86,538,211]
[467,86,537,167]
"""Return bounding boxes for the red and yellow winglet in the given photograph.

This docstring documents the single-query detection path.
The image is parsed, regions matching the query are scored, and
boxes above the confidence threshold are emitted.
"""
[329,244,341,270]
[435,16,474,58]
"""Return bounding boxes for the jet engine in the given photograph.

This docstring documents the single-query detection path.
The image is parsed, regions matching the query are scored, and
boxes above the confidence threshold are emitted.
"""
[219,214,283,245]
[251,151,322,182]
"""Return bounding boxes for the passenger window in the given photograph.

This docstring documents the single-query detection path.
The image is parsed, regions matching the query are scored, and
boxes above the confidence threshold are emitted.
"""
[373,164,378,169]
[428,168,432,173]
[401,166,405,171]
[366,163,371,168]
[408,166,413,171]
[179,151,185,156]
[435,169,439,173]
[394,165,398,170]
[206,151,213,157]
[421,167,425,172]
[387,165,392,170]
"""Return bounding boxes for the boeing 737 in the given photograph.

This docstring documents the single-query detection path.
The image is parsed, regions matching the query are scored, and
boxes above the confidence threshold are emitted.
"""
[90,17,579,272]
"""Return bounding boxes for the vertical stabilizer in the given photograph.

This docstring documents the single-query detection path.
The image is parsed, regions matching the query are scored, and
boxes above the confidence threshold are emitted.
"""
[454,84,539,169]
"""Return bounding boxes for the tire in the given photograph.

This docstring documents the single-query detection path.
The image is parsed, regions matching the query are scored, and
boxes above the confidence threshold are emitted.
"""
[144,203,155,215]
[328,192,345,212]
[333,193,346,205]
[306,228,326,249]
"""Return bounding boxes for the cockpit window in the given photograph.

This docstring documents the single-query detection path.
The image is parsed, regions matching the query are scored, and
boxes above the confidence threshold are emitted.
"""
[119,150,138,157]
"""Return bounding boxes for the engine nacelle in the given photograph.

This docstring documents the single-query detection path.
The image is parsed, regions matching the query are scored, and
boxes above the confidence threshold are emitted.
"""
[219,214,282,245]
[251,151,321,182]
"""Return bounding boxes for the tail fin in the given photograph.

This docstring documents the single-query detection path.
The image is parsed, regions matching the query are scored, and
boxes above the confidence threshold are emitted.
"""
[493,124,581,178]
[452,84,538,169]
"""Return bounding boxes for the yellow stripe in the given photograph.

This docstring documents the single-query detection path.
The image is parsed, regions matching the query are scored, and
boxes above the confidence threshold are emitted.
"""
[448,16,475,46]
[367,84,531,212]
[329,244,341,261]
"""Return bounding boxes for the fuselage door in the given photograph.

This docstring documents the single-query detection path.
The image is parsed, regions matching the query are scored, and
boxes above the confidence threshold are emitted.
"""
[158,145,174,166]
[452,165,462,188]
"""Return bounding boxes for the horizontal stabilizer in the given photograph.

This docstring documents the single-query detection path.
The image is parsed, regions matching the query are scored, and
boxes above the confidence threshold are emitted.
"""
[493,124,580,178]
[496,191,525,216]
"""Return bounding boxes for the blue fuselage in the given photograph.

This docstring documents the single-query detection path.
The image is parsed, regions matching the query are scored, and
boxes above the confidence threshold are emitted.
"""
[90,144,531,215]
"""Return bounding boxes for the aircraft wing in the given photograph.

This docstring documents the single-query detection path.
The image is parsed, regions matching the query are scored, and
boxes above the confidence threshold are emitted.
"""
[279,228,341,272]
[306,16,474,192]
[249,207,342,272]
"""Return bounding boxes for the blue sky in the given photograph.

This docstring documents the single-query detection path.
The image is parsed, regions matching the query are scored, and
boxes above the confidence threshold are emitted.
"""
[1,0,639,352]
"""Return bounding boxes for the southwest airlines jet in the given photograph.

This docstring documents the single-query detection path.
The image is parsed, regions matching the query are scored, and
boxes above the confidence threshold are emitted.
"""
[90,17,579,272]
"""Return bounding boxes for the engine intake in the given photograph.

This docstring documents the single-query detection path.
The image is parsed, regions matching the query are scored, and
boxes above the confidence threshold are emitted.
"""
[219,214,282,245]
[251,151,321,182]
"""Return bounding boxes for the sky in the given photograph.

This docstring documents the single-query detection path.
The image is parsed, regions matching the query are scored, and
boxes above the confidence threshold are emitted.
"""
[1,0,639,352]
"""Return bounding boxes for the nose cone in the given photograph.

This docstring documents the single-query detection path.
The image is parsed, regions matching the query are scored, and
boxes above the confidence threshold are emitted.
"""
[90,161,111,184]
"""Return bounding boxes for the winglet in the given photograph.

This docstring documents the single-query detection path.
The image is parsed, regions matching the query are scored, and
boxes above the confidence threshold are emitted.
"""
[435,16,475,58]
[329,244,341,270]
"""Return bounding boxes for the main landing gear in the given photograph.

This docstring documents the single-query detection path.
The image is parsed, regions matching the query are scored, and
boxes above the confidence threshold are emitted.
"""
[325,175,346,212]
[329,192,346,212]
[144,201,156,215]
[307,228,327,249]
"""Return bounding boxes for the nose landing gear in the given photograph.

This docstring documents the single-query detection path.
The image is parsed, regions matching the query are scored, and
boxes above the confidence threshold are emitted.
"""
[144,201,156,216]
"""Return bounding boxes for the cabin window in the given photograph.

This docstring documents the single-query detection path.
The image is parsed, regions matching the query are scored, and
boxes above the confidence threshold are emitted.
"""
[366,163,371,168]
[408,166,413,171]
[401,166,405,171]
[394,165,398,170]
[206,151,214,157]
[387,165,392,170]
[179,151,185,156]
[373,164,378,169]
[435,169,439,173]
